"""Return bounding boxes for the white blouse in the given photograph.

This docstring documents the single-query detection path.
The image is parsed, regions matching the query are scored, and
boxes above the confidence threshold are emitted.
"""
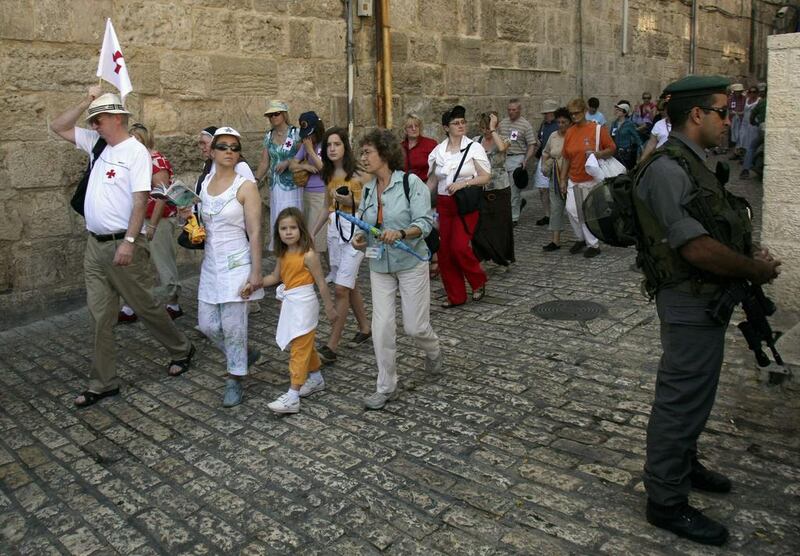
[428,136,491,196]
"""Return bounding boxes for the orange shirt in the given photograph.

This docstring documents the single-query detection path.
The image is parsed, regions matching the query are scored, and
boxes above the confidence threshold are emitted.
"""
[562,122,616,183]
[326,176,364,212]
[279,251,314,290]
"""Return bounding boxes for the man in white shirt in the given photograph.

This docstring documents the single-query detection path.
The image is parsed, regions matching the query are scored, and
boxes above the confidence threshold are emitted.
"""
[50,86,195,408]
[585,97,607,126]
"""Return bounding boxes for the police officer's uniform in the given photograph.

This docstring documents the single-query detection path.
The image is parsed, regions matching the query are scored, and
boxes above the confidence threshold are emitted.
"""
[634,76,753,546]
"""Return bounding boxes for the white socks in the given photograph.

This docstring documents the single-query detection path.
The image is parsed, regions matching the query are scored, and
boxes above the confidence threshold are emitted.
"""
[286,389,300,402]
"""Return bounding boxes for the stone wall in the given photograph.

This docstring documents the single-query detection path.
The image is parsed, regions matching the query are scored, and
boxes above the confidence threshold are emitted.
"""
[0,0,766,326]
[763,32,800,313]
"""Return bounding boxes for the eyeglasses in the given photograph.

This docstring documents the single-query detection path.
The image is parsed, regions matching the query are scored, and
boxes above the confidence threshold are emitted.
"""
[266,113,282,118]
[360,148,377,157]
[214,143,242,152]
[698,106,729,119]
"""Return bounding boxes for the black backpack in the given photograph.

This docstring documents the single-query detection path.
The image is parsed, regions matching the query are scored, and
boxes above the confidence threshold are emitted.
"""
[70,138,108,216]
[403,173,440,254]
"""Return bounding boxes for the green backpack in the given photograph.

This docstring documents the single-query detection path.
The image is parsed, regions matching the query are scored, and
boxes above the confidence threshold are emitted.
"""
[582,156,661,247]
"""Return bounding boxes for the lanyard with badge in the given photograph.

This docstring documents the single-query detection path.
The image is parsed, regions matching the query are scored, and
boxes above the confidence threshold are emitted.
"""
[362,186,384,260]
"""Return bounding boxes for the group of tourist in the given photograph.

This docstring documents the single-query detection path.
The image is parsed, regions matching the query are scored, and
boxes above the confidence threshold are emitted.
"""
[49,73,780,549]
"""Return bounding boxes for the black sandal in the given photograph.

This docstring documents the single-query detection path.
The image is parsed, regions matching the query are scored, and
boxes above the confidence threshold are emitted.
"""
[472,286,486,302]
[168,344,196,377]
[74,388,120,408]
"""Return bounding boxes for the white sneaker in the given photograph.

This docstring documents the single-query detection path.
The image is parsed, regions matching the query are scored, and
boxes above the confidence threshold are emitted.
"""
[299,377,326,398]
[268,393,300,414]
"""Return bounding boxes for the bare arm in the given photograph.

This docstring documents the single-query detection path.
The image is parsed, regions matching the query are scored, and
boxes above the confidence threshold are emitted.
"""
[112,191,148,266]
[255,147,269,185]
[640,135,658,162]
[50,85,102,144]
[426,163,438,194]
[305,250,337,323]
[523,142,537,168]
[679,235,781,285]
[238,180,264,295]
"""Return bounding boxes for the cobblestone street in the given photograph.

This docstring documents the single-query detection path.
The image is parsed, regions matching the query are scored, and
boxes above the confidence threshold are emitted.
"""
[1,171,798,555]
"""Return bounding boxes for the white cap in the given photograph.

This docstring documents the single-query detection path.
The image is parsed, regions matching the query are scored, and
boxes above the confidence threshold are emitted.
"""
[213,126,241,138]
[615,102,631,114]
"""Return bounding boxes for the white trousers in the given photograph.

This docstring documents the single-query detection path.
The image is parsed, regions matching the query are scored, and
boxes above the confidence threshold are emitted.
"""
[370,263,440,394]
[565,178,600,248]
[198,300,248,376]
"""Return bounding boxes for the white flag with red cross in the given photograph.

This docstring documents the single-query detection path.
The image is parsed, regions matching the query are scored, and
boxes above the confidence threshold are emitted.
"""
[96,18,133,99]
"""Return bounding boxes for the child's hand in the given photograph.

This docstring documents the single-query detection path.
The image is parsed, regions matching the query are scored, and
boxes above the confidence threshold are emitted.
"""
[240,282,252,299]
[325,302,338,324]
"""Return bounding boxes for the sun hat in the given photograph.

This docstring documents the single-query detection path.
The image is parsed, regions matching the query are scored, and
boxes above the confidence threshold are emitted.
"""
[264,100,289,116]
[730,83,744,92]
[540,99,559,113]
[85,93,131,121]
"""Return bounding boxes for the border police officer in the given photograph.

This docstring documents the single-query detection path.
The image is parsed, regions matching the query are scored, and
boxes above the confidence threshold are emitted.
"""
[634,75,781,546]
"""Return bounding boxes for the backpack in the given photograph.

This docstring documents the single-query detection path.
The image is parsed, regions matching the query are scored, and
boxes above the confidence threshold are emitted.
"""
[582,155,661,247]
[70,138,108,216]
[403,173,440,254]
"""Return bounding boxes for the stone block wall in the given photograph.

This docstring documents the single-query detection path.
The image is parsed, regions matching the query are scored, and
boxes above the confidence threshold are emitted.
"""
[763,32,800,313]
[0,0,764,325]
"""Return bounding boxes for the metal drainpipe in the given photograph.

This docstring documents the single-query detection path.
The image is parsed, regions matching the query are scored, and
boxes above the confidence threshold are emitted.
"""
[380,0,393,129]
[690,0,697,74]
[374,0,385,127]
[622,0,629,56]
[577,0,584,98]
[345,0,354,140]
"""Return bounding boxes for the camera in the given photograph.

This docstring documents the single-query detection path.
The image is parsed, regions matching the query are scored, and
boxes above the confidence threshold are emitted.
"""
[336,186,350,195]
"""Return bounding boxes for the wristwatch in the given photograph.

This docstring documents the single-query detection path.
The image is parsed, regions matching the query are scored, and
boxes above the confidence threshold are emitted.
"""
[124,236,136,244]
[399,229,407,239]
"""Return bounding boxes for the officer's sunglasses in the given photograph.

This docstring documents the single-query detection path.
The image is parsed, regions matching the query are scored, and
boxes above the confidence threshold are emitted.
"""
[697,106,728,119]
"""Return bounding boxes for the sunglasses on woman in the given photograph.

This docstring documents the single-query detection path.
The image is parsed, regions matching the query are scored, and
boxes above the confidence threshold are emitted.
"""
[214,143,242,152]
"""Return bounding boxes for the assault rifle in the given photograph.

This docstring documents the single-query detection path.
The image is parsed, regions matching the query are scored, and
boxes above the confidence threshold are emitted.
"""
[335,211,431,262]
[687,161,789,383]
[707,282,788,382]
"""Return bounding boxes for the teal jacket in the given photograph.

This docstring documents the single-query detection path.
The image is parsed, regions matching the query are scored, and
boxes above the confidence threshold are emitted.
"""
[356,170,433,274]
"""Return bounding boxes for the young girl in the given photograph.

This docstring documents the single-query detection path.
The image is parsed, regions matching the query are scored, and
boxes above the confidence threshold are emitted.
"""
[310,127,372,364]
[242,207,336,414]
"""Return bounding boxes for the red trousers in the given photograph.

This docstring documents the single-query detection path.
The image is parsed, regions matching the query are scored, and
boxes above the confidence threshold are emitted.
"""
[437,194,487,305]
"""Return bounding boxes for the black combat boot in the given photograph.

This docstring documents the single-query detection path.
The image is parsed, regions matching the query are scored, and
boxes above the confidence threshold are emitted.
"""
[646,500,728,546]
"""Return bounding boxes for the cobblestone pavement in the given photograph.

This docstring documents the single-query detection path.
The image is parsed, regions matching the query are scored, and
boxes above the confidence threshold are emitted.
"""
[1,167,798,555]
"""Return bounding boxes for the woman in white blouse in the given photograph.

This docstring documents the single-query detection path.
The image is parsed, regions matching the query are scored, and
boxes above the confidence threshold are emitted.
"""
[427,105,491,308]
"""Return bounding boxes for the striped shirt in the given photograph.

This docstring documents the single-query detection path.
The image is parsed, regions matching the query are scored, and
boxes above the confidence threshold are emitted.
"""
[498,116,536,156]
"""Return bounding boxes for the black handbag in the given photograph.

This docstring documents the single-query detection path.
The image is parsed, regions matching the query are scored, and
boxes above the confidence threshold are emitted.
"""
[70,138,107,216]
[452,143,482,215]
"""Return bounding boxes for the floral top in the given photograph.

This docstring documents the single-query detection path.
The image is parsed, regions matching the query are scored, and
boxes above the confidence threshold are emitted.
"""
[473,135,508,191]
[264,126,300,191]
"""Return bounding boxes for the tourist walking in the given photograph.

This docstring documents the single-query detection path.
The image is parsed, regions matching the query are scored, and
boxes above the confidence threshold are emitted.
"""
[353,129,440,410]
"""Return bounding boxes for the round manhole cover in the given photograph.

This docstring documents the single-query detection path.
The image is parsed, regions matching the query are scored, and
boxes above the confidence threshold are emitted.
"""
[531,300,607,321]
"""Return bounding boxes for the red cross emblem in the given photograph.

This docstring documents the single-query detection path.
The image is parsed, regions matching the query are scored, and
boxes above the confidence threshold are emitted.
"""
[113,51,124,74]
[106,169,116,179]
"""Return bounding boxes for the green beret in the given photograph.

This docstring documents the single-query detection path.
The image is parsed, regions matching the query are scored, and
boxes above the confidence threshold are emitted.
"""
[663,75,731,99]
